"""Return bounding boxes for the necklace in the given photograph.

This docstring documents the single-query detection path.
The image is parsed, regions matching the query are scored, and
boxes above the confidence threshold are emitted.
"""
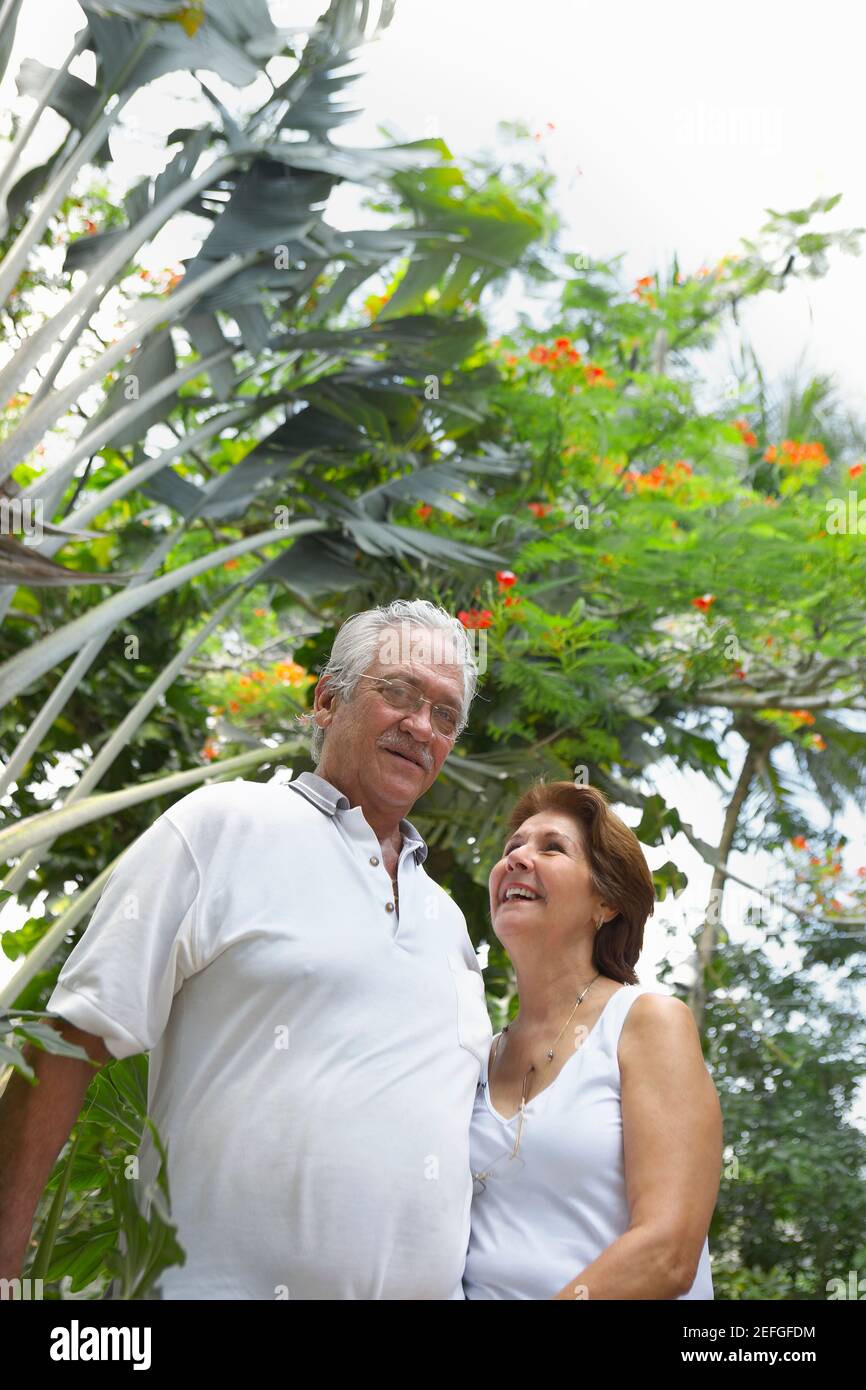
[473,965,602,1191]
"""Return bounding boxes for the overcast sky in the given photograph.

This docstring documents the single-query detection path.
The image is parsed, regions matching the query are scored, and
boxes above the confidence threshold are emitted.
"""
[2,2,864,1124]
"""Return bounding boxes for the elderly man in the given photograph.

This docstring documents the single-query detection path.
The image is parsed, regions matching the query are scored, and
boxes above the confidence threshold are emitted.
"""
[0,599,493,1300]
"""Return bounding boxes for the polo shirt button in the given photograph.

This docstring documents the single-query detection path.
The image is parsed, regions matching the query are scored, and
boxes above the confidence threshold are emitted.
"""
[386,901,395,913]
[370,855,380,866]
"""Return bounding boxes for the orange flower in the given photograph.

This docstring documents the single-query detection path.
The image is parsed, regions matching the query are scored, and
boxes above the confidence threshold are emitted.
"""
[503,594,522,607]
[765,439,829,468]
[254,607,266,617]
[554,336,572,349]
[527,502,552,518]
[528,345,549,364]
[458,608,493,629]
[415,503,433,521]
[274,661,309,685]
[223,558,239,570]
[791,835,808,850]
[691,594,716,612]
[848,461,864,478]
[733,418,757,448]
[583,362,615,388]
[790,709,815,726]
[200,740,220,761]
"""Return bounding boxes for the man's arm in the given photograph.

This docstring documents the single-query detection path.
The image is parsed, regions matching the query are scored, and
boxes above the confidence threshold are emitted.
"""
[0,1020,116,1281]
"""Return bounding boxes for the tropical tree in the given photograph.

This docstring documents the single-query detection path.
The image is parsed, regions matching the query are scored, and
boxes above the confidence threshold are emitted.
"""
[2,1,865,1299]
[0,0,544,1296]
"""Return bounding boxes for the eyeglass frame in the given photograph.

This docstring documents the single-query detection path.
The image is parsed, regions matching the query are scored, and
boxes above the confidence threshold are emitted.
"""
[353,672,465,740]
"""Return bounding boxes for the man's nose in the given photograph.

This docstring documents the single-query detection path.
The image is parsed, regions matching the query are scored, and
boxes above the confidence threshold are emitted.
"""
[398,704,435,742]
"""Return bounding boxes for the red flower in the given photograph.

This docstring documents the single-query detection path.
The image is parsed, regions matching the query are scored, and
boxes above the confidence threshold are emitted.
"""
[415,503,433,521]
[503,594,522,607]
[458,608,493,629]
[791,835,808,850]
[691,594,716,612]
[848,461,864,478]
[528,346,549,364]
[527,502,552,518]
[496,570,518,588]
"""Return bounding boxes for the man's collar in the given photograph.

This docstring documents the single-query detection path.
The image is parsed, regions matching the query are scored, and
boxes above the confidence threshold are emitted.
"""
[285,770,429,864]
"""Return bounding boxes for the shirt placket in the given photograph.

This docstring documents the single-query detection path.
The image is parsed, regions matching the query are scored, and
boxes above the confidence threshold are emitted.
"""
[338,808,411,942]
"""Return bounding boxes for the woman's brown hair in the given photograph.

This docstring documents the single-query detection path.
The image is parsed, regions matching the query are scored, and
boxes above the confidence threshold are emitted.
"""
[501,779,656,985]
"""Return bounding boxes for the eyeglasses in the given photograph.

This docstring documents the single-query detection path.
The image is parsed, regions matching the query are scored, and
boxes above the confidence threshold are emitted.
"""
[355,674,463,739]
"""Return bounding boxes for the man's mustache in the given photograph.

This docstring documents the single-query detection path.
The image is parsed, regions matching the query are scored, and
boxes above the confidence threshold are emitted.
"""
[379,738,432,770]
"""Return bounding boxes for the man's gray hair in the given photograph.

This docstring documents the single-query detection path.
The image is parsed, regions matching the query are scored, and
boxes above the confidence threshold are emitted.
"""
[296,598,480,762]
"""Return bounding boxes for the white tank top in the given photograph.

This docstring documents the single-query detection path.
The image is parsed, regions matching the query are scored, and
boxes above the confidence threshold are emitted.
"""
[463,983,714,1300]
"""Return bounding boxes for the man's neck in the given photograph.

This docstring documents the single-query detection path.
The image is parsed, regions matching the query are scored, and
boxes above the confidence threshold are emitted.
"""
[312,765,405,852]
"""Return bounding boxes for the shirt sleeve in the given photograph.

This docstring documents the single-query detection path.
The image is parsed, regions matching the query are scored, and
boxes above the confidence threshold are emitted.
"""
[45,811,201,1060]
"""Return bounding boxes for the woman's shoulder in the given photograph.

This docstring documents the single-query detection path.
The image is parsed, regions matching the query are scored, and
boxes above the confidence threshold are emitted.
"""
[617,989,701,1064]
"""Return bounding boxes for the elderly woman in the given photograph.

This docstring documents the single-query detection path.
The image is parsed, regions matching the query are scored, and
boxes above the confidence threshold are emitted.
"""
[464,779,722,1300]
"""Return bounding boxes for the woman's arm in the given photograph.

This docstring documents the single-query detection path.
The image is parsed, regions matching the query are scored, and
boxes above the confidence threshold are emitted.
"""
[550,993,723,1300]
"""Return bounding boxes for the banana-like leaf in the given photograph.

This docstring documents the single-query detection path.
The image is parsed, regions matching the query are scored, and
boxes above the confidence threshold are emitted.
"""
[343,516,507,569]
[0,520,324,708]
[273,311,487,368]
[88,329,178,450]
[181,311,238,400]
[62,128,213,275]
[0,0,24,86]
[84,9,270,90]
[15,58,111,159]
[260,531,367,600]
[0,535,138,587]
[1,584,252,882]
[264,136,443,184]
[0,737,305,866]
[185,158,336,270]
[0,248,256,482]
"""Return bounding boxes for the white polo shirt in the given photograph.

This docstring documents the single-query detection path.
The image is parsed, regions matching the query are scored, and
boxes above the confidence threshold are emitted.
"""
[46,772,493,1300]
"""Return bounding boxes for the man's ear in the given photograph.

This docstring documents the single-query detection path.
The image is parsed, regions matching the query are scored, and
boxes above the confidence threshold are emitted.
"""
[313,675,338,723]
